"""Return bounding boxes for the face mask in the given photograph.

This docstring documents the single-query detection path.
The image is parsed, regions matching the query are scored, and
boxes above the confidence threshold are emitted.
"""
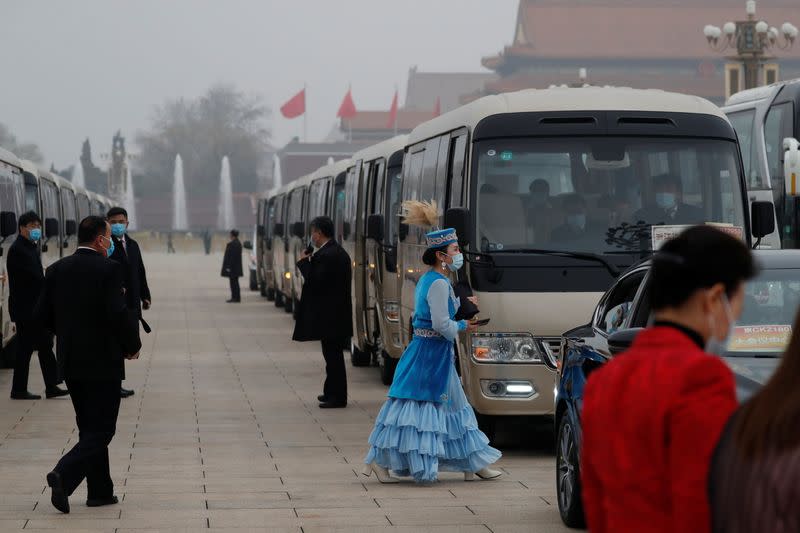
[103,236,115,258]
[655,192,677,210]
[447,253,464,272]
[566,214,586,231]
[706,294,736,355]
[29,228,41,242]
[111,223,126,237]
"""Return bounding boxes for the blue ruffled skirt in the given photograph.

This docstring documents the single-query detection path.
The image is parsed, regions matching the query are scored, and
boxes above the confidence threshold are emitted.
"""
[364,363,502,483]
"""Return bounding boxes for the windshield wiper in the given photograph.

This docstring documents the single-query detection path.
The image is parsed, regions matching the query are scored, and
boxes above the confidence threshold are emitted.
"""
[482,248,621,277]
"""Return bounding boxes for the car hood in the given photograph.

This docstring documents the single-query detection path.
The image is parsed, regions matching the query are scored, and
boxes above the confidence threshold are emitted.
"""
[722,355,780,402]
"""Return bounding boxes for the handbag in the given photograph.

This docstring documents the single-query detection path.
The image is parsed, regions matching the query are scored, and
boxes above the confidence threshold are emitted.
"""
[453,280,479,320]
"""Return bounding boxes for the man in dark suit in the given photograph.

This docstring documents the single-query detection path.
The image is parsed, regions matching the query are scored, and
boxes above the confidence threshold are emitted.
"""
[107,207,151,399]
[634,173,705,225]
[8,211,68,400]
[221,229,243,302]
[35,216,141,514]
[292,216,353,408]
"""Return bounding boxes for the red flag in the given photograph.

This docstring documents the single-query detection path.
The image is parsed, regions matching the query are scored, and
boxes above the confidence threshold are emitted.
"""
[280,89,305,119]
[337,88,357,119]
[433,96,441,117]
[386,90,399,129]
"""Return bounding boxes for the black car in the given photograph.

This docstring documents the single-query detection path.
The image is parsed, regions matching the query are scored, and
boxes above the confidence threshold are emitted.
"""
[554,249,800,528]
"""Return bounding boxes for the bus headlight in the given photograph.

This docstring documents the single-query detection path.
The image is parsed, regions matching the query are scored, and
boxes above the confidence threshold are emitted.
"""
[384,301,400,322]
[284,271,292,280]
[471,333,544,363]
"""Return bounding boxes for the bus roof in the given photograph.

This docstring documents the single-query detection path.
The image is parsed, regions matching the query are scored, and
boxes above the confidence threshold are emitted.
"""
[408,86,728,146]
[0,146,22,169]
[311,158,352,182]
[724,83,785,107]
[350,135,408,165]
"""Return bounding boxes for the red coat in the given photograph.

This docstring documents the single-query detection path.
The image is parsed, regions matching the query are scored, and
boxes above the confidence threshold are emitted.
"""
[581,326,737,533]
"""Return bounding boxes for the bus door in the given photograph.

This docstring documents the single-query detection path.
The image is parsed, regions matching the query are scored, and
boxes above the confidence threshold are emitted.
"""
[365,159,385,348]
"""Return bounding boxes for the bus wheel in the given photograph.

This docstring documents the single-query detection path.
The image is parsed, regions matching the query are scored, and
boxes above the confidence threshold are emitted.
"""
[267,287,275,301]
[260,282,268,297]
[274,291,284,307]
[284,295,293,314]
[351,341,371,367]
[476,412,497,444]
[380,352,398,386]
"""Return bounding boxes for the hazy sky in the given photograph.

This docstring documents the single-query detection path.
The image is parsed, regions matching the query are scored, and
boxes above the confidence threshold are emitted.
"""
[2,0,517,168]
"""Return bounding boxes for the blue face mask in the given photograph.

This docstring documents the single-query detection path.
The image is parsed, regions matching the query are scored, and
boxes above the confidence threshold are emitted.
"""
[655,192,677,210]
[104,236,115,257]
[29,228,42,242]
[111,223,126,237]
[446,253,464,272]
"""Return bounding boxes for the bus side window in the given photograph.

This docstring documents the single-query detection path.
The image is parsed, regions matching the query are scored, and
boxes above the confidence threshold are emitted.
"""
[420,138,441,207]
[402,148,425,243]
[448,134,468,208]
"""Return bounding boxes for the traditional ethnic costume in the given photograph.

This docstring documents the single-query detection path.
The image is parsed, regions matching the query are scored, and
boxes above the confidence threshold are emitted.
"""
[363,201,501,483]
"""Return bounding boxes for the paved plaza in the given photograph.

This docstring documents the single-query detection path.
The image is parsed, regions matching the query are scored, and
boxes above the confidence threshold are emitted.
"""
[0,253,567,532]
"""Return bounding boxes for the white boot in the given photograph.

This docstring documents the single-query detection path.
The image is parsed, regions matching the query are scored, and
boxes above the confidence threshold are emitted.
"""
[362,462,399,484]
[464,467,502,481]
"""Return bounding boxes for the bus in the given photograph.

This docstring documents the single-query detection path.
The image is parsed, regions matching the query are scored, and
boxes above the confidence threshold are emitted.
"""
[350,136,407,383]
[723,79,800,248]
[398,86,770,436]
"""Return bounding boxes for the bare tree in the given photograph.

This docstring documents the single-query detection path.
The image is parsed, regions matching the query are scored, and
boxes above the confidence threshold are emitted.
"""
[0,123,44,163]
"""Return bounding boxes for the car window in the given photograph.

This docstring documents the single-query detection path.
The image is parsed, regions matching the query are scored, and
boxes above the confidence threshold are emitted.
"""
[595,270,647,335]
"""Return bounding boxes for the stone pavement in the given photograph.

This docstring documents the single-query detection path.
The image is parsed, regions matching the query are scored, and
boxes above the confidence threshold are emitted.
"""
[0,253,568,532]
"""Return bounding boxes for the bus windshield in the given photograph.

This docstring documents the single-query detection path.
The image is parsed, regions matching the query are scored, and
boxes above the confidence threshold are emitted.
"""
[473,137,746,255]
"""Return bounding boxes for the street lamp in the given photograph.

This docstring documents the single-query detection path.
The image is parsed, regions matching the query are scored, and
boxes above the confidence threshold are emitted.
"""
[704,1,796,90]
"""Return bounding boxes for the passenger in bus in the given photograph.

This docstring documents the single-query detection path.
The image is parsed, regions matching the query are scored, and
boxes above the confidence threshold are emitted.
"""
[581,226,755,533]
[525,179,554,243]
[8,211,68,400]
[107,207,152,399]
[363,200,501,484]
[634,173,704,225]
[550,194,598,243]
[292,216,352,409]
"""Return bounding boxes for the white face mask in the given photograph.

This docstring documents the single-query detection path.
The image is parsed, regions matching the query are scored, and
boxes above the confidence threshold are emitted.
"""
[706,294,736,355]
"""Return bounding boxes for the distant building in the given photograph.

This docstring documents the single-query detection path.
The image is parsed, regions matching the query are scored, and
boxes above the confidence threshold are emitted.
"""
[475,0,800,104]
[276,138,370,185]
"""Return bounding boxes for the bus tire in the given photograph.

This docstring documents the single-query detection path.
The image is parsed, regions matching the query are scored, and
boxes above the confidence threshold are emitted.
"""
[260,282,268,297]
[274,291,284,307]
[351,342,371,367]
[476,412,497,444]
[380,352,398,385]
[284,295,293,314]
[267,287,275,301]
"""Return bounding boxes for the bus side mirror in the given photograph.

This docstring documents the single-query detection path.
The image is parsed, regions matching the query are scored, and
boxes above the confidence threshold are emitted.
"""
[273,223,284,237]
[243,240,253,250]
[785,138,800,196]
[608,328,643,356]
[291,222,304,238]
[445,207,471,247]
[65,219,77,237]
[751,201,775,239]
[257,224,265,237]
[0,212,17,238]
[366,214,383,241]
[45,218,59,238]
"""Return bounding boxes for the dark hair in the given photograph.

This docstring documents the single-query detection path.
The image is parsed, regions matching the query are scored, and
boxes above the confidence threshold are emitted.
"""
[529,179,550,194]
[230,229,240,238]
[18,211,41,229]
[422,245,448,266]
[310,216,334,239]
[654,173,683,192]
[650,225,756,310]
[106,206,128,219]
[78,216,108,245]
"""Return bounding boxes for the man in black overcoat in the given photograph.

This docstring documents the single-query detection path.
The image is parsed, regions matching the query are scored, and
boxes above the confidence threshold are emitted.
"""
[292,216,353,408]
[107,207,151,399]
[7,211,68,399]
[221,229,243,303]
[34,216,141,513]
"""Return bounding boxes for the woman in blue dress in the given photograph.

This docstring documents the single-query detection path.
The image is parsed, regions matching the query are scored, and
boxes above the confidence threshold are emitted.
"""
[363,200,502,484]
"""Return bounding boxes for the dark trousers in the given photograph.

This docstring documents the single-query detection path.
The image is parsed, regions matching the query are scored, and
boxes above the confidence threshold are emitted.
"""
[12,322,58,393]
[55,379,121,499]
[229,276,241,301]
[321,338,347,403]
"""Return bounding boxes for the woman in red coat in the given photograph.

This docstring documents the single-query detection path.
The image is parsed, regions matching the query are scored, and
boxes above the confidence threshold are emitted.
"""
[581,226,756,533]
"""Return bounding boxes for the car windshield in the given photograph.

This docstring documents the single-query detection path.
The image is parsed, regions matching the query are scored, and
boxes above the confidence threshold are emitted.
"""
[473,137,746,255]
[726,267,800,357]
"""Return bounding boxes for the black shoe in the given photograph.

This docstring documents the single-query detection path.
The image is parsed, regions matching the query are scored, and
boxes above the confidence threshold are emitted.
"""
[120,387,134,398]
[226,299,241,303]
[10,391,41,400]
[46,471,69,514]
[86,495,118,507]
[45,386,69,399]
[317,394,329,402]
[319,400,347,409]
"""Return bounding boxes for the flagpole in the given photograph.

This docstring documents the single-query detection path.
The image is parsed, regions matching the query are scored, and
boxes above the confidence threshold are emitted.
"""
[303,83,308,143]
[393,84,398,136]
